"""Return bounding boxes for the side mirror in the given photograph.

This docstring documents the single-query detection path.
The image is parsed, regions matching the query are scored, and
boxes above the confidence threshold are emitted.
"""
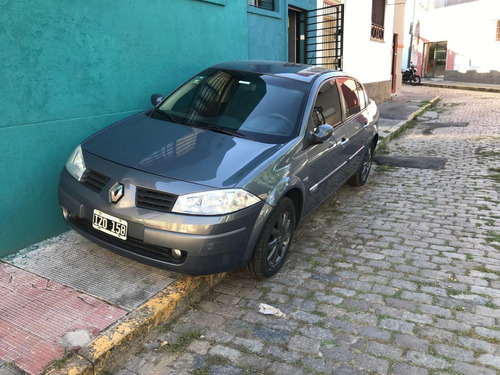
[151,94,164,106]
[312,124,334,144]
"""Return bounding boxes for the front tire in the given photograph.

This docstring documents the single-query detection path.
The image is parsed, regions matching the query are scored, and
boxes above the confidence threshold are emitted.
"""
[349,144,373,186]
[246,197,296,279]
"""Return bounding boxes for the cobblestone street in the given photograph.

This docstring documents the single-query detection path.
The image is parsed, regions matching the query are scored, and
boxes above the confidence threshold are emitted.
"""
[116,87,500,375]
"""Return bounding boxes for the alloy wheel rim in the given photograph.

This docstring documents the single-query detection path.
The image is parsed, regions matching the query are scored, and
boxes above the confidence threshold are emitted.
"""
[361,148,372,181]
[266,211,291,268]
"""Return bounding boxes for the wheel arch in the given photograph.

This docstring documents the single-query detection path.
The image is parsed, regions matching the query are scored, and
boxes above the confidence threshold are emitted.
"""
[283,187,303,229]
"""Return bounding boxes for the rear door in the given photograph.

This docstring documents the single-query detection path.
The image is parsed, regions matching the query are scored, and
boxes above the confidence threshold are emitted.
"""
[337,77,371,178]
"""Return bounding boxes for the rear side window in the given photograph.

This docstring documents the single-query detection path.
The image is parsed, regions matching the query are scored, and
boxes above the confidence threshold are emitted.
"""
[338,78,366,117]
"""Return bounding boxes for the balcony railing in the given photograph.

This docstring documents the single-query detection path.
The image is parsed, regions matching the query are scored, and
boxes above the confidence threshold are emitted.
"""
[371,23,384,41]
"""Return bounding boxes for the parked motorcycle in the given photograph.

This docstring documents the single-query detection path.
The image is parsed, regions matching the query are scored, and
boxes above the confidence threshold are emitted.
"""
[402,62,421,85]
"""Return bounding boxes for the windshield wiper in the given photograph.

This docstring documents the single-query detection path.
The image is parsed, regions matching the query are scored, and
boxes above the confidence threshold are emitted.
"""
[199,124,245,138]
[153,108,178,123]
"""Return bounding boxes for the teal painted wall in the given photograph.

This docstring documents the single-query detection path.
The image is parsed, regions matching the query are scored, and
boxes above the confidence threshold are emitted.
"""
[0,0,248,256]
[247,0,316,61]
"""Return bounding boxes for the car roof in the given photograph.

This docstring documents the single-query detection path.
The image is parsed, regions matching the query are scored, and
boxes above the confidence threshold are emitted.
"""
[213,60,343,84]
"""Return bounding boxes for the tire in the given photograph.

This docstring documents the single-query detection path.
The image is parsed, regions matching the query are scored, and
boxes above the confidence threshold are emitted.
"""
[410,75,421,86]
[246,197,296,279]
[349,144,373,186]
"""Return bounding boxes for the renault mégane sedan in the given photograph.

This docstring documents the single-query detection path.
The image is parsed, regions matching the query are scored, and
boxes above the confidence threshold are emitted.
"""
[58,61,379,278]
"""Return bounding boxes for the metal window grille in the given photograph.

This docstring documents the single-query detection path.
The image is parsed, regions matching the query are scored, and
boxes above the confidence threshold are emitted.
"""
[306,4,344,70]
[248,0,275,11]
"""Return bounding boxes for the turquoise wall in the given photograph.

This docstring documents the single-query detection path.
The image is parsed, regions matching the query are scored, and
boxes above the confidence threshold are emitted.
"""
[0,0,248,256]
[1,0,316,257]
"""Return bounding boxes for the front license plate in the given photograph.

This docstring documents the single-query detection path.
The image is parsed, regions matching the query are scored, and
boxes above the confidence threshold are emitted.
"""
[92,210,128,240]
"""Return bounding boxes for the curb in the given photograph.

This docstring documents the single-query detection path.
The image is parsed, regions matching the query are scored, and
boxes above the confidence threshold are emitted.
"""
[420,82,500,93]
[44,273,225,375]
[376,94,440,149]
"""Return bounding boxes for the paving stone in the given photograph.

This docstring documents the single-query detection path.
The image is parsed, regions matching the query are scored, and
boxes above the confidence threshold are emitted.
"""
[288,335,321,354]
[253,326,291,343]
[355,326,391,342]
[366,341,403,360]
[332,366,369,375]
[475,327,500,340]
[456,312,495,326]
[391,362,427,375]
[379,318,415,334]
[478,354,500,369]
[456,336,496,353]
[208,345,241,362]
[356,353,390,374]
[320,345,356,362]
[434,344,475,362]
[420,304,451,318]
[268,362,305,375]
[452,362,498,375]
[394,334,430,351]
[406,350,450,369]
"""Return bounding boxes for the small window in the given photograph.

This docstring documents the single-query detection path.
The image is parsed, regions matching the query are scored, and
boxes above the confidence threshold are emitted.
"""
[497,20,500,41]
[248,0,275,11]
[338,78,363,117]
[311,79,342,128]
[371,0,385,41]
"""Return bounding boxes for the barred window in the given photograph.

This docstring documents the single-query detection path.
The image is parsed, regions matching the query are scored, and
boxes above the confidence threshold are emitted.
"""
[371,0,385,41]
[497,20,500,41]
[249,0,275,11]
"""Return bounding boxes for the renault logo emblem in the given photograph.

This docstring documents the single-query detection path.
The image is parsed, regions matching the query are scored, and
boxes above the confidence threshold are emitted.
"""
[109,182,124,204]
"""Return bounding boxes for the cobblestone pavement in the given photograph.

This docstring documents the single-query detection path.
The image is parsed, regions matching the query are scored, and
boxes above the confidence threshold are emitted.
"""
[115,87,500,375]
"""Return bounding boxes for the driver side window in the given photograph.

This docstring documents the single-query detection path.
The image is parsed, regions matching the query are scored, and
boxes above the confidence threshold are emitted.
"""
[311,79,342,130]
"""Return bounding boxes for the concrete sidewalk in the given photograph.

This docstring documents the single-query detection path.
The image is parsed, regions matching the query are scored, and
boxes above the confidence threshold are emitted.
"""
[0,88,440,375]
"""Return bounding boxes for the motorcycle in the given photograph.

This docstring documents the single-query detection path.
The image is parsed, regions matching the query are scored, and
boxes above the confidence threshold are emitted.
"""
[402,62,421,85]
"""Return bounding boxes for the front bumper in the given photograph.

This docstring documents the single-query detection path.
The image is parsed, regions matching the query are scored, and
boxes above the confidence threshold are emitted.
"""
[57,154,272,275]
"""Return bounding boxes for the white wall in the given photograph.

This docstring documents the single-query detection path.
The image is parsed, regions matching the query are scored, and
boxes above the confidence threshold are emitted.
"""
[341,0,395,83]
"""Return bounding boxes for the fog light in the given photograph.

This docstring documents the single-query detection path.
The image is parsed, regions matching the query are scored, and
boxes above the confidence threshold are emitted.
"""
[61,207,69,219]
[171,249,183,260]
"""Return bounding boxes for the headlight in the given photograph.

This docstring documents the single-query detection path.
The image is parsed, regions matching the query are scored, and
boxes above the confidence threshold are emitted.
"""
[172,189,261,215]
[65,145,86,181]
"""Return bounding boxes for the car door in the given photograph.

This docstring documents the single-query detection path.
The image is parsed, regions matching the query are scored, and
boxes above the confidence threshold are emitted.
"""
[303,78,352,215]
[337,78,372,178]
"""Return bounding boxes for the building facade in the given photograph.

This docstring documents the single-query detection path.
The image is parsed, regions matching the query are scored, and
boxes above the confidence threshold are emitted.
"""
[403,0,500,83]
[1,0,398,257]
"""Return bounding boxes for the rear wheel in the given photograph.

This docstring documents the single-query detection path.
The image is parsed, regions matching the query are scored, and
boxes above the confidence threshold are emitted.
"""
[349,144,373,186]
[410,75,421,86]
[246,197,295,279]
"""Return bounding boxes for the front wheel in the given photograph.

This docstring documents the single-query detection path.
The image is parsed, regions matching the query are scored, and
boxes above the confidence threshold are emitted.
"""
[246,197,296,279]
[349,144,373,186]
[410,75,421,85]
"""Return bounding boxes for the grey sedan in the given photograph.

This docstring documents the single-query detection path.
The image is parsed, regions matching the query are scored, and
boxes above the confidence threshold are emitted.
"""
[58,61,379,278]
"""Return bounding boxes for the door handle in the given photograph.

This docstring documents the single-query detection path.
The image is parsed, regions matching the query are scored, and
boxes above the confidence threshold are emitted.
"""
[340,137,349,145]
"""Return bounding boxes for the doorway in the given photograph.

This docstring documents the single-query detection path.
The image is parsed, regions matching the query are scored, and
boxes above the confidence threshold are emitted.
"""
[288,7,306,64]
[423,41,447,78]
[391,33,398,93]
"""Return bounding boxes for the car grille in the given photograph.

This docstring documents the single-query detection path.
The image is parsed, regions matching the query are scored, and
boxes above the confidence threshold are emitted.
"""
[80,169,110,192]
[136,187,177,212]
[67,216,185,264]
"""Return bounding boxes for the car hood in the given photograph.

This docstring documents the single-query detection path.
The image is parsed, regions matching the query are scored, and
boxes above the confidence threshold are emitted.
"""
[83,112,282,189]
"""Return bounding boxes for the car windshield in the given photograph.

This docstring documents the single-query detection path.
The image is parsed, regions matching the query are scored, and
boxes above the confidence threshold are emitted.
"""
[153,68,308,143]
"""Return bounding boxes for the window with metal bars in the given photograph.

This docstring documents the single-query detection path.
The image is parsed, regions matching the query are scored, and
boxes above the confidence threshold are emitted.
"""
[248,0,275,11]
[371,0,385,41]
